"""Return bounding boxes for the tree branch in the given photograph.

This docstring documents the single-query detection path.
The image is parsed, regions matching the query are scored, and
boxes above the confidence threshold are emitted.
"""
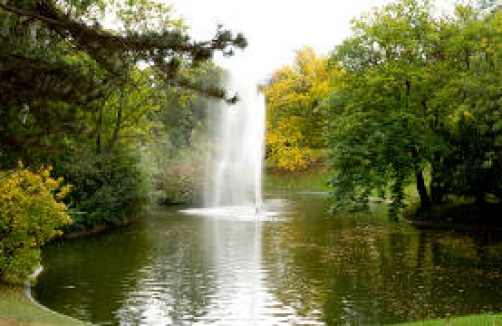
[0,3,65,27]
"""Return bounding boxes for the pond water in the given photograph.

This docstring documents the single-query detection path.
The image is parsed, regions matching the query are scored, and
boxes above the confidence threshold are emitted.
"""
[34,193,502,325]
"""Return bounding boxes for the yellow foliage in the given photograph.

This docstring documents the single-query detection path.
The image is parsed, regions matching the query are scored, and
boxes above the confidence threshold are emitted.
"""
[264,47,339,171]
[267,117,312,171]
[0,166,72,285]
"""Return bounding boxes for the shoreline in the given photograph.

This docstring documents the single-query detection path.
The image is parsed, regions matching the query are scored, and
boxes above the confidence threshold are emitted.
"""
[0,285,91,326]
[404,202,502,232]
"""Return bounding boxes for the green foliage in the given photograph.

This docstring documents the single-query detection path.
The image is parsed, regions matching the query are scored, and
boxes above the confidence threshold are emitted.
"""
[149,62,223,147]
[0,0,246,97]
[325,0,435,217]
[141,133,206,205]
[138,63,222,205]
[0,167,72,285]
[52,148,145,228]
[0,0,245,166]
[325,0,502,219]
[0,0,240,229]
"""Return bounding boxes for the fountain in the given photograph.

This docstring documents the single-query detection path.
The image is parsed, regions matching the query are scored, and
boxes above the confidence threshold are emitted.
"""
[182,71,266,221]
[205,72,266,211]
[179,72,271,323]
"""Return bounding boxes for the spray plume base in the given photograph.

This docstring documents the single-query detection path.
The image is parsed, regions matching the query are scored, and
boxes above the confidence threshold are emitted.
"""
[180,206,282,222]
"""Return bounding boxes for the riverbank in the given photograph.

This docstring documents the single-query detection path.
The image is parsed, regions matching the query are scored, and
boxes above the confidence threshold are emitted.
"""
[392,313,502,325]
[404,202,502,231]
[0,286,89,325]
[265,164,330,192]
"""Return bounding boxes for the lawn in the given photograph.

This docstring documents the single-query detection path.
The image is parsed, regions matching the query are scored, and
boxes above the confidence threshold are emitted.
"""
[265,164,330,192]
[0,286,89,326]
[391,314,502,325]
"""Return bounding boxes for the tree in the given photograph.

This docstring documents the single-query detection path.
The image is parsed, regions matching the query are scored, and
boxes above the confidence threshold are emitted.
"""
[324,0,502,219]
[0,0,247,228]
[264,47,336,171]
[0,0,246,166]
[141,62,224,205]
[436,3,502,203]
[325,0,442,217]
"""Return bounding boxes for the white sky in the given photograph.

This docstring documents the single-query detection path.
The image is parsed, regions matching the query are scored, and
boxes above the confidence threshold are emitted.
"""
[167,0,458,80]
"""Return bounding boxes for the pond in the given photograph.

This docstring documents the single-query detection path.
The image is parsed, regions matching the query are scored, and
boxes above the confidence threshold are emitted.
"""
[34,192,502,325]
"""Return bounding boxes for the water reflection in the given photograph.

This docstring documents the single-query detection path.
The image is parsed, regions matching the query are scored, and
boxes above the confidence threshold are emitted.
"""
[261,194,502,324]
[34,222,152,324]
[115,214,216,324]
[34,194,502,325]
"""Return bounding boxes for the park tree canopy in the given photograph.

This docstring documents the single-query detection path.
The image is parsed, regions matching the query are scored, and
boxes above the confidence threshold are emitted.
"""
[0,0,246,164]
[324,0,502,219]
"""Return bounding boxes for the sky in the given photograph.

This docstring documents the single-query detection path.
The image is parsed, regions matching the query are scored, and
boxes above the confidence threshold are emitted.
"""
[168,0,392,79]
[167,0,457,80]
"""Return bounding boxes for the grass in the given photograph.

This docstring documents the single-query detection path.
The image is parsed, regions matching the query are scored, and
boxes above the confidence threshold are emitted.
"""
[390,313,502,325]
[0,285,90,326]
[264,164,331,192]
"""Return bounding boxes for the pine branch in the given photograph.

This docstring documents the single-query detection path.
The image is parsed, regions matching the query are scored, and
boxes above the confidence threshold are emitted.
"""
[0,1,247,77]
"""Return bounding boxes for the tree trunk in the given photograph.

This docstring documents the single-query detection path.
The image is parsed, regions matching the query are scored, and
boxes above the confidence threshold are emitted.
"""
[411,148,432,213]
[415,167,432,212]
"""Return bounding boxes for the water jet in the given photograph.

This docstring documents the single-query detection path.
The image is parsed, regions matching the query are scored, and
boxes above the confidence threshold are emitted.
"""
[204,72,266,212]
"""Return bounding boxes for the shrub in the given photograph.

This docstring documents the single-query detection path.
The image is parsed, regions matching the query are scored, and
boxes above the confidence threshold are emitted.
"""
[0,167,72,285]
[140,138,205,205]
[158,159,203,204]
[53,148,146,228]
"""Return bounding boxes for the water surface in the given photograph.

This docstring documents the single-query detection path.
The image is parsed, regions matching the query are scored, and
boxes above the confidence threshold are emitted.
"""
[34,193,502,325]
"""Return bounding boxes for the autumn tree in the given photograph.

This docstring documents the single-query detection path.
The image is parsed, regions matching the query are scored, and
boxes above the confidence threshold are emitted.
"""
[264,47,336,171]
[0,167,72,284]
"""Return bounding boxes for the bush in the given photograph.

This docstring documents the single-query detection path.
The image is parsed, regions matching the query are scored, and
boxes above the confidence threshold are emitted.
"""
[0,167,72,285]
[53,148,145,228]
[140,138,205,205]
[158,159,203,204]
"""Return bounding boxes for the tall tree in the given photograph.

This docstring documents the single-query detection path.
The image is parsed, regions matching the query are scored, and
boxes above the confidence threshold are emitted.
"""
[0,0,246,165]
[324,0,502,218]
[325,0,441,217]
[264,47,336,171]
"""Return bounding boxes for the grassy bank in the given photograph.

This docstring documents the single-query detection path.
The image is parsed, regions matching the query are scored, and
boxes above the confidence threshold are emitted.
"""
[391,313,502,325]
[0,286,90,326]
[265,164,330,192]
